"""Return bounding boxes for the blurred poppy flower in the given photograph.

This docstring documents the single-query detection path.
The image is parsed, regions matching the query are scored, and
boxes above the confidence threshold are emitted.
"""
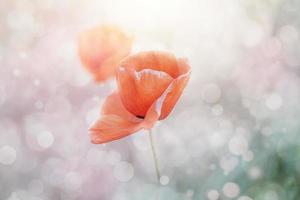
[90,51,191,144]
[78,25,133,82]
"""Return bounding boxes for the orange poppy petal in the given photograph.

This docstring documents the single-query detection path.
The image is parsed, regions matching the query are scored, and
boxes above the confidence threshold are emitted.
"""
[78,25,132,82]
[89,115,142,144]
[141,100,161,129]
[117,67,173,117]
[101,92,138,121]
[89,92,142,144]
[119,51,180,78]
[159,71,191,119]
[89,92,161,144]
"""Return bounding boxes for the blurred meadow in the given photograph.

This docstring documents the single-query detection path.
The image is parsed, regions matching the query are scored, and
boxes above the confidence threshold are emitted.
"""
[1,0,300,199]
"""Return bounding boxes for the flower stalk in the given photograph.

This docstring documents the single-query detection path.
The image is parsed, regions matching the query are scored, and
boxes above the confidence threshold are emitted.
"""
[149,129,160,182]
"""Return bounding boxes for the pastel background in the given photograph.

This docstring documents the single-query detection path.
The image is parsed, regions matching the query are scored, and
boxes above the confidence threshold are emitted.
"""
[1,0,300,199]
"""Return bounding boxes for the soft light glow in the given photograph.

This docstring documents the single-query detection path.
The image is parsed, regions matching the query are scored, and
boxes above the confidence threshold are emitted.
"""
[36,131,54,148]
[113,161,134,182]
[0,145,17,165]
[223,182,240,198]
[207,189,219,200]
[265,93,283,110]
[201,83,222,104]
[160,175,170,186]
[229,134,249,156]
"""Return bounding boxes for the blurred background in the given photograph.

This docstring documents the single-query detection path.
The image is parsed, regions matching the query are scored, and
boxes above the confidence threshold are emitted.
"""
[1,0,300,199]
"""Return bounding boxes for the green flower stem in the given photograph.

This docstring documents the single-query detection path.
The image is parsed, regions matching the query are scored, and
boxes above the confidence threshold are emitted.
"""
[149,129,160,182]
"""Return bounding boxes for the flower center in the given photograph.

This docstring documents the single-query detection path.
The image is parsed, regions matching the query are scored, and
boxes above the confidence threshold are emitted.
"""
[136,115,145,119]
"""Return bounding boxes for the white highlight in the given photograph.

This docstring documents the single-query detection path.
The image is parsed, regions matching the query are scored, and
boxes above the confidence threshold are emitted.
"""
[265,93,282,110]
[242,150,254,161]
[201,83,221,104]
[132,130,149,151]
[86,148,106,166]
[248,166,262,179]
[34,101,44,109]
[36,131,54,148]
[209,131,229,148]
[279,25,299,44]
[242,20,264,47]
[106,150,121,165]
[64,171,82,191]
[160,175,170,185]
[0,145,17,165]
[186,189,194,197]
[211,104,223,116]
[113,161,134,182]
[207,189,219,200]
[134,69,170,80]
[223,182,240,198]
[220,156,238,174]
[228,134,248,156]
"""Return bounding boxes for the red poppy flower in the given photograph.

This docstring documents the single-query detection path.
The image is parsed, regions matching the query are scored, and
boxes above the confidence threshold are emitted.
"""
[78,25,132,82]
[90,51,191,144]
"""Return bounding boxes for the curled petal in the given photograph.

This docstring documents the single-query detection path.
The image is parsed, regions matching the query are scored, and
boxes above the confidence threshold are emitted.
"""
[101,92,138,122]
[119,51,181,78]
[89,115,142,144]
[89,92,159,144]
[159,71,191,119]
[89,93,140,144]
[117,67,173,117]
